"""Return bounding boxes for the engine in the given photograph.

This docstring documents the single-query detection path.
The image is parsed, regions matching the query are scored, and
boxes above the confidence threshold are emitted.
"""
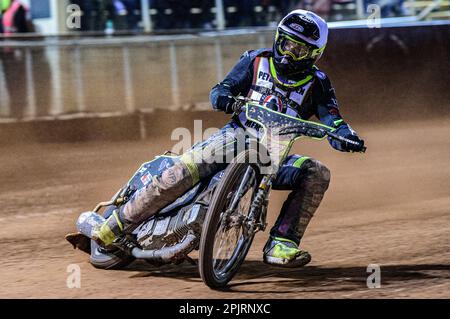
[136,204,207,250]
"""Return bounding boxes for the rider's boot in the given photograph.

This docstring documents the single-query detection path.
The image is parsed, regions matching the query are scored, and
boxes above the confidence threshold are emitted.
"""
[263,236,311,268]
[92,209,124,246]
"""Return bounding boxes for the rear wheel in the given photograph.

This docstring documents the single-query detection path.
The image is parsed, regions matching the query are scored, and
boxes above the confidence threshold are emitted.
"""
[199,150,262,288]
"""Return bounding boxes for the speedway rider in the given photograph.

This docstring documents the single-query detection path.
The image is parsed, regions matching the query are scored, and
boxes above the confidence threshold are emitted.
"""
[93,10,365,268]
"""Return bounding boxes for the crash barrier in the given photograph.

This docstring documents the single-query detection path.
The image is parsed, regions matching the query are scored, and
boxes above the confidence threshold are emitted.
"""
[0,21,449,143]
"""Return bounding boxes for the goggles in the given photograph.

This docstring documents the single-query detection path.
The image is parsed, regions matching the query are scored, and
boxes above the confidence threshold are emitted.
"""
[277,33,325,61]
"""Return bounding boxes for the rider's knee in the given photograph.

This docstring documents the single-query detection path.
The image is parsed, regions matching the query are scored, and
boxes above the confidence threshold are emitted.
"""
[158,161,193,189]
[303,159,331,191]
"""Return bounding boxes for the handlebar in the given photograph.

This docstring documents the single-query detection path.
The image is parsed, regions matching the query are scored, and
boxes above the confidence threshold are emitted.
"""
[278,125,366,153]
[229,96,367,153]
[230,96,251,103]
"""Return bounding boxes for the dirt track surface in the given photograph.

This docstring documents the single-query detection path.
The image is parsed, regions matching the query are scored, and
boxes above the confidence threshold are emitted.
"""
[0,118,449,299]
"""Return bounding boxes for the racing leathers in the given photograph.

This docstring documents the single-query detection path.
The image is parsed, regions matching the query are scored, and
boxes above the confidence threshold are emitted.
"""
[94,48,363,251]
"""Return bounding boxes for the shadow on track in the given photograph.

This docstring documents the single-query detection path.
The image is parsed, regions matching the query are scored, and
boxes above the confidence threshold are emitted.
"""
[123,260,450,293]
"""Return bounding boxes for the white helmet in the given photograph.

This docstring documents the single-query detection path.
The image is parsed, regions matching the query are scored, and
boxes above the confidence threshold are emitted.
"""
[273,10,329,78]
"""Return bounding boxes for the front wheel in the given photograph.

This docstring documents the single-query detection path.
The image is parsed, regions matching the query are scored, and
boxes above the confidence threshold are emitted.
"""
[199,150,262,288]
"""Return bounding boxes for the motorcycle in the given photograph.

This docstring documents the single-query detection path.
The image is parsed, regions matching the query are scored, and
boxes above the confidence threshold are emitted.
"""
[66,97,366,288]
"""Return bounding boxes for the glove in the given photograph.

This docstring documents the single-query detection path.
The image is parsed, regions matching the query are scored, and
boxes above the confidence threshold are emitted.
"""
[225,99,244,114]
[216,95,243,114]
[341,134,365,153]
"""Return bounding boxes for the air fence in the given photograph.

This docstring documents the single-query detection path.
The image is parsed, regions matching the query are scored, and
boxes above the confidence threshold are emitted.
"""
[0,31,274,120]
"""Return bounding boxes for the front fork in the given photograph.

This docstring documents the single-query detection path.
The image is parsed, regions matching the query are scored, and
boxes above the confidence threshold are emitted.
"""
[246,175,273,236]
[247,139,293,235]
[249,135,296,233]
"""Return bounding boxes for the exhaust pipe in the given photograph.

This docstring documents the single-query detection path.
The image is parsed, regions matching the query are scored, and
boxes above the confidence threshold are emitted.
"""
[131,233,197,262]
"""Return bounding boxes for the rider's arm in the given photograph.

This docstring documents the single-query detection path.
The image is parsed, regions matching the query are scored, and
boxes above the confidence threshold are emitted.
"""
[210,51,254,114]
[312,71,361,152]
